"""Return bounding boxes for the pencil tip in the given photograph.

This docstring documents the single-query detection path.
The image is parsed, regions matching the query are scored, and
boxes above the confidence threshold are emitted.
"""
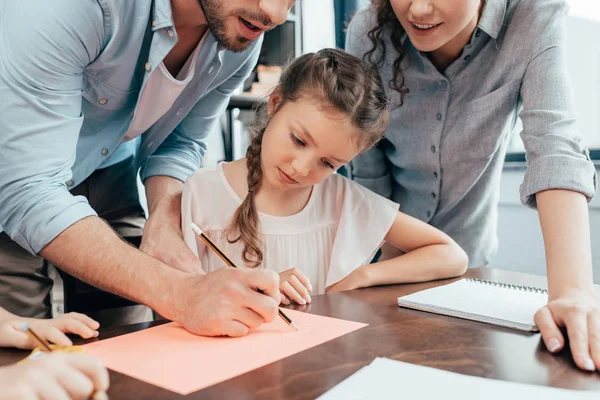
[291,321,299,331]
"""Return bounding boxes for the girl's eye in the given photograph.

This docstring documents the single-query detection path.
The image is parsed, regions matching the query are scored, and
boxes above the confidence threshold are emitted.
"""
[321,159,335,169]
[290,133,305,147]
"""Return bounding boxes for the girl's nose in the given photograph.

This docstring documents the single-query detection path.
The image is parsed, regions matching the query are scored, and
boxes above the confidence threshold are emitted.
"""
[291,158,310,177]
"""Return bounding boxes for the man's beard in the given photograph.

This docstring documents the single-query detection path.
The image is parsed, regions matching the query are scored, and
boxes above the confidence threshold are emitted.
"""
[197,0,252,53]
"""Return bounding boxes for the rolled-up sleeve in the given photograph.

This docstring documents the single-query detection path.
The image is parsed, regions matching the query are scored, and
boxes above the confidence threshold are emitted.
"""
[519,2,597,208]
[345,7,394,199]
[139,38,262,183]
[0,1,104,254]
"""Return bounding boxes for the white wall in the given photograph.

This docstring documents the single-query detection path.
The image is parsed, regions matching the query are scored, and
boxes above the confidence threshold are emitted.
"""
[301,0,336,52]
[494,166,600,283]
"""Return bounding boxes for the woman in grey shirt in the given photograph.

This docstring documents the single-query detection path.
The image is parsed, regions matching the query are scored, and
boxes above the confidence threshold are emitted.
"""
[346,0,599,371]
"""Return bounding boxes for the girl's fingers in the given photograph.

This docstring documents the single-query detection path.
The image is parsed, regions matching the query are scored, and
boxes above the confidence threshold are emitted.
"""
[281,281,305,305]
[289,267,313,292]
[289,275,311,304]
[56,368,95,400]
[63,354,110,394]
[60,312,100,330]
[57,318,97,339]
[36,325,73,347]
[280,292,291,306]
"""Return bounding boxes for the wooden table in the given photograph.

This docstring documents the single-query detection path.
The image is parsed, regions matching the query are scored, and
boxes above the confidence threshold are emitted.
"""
[2,268,599,398]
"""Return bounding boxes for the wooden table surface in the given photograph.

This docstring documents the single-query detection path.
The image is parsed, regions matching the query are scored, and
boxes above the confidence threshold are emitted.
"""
[1,268,599,399]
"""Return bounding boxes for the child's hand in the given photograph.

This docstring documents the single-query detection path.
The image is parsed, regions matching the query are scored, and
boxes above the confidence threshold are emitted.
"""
[278,267,312,305]
[0,352,109,400]
[0,313,100,350]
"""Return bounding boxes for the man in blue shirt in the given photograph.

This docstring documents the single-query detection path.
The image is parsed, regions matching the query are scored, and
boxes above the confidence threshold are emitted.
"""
[0,0,293,337]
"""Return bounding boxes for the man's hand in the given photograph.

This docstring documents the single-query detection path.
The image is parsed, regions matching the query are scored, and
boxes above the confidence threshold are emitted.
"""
[171,267,281,337]
[140,176,204,274]
[140,205,204,274]
[535,289,600,372]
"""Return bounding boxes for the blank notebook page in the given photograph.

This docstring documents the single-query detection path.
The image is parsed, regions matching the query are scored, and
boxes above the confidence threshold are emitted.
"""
[397,278,548,331]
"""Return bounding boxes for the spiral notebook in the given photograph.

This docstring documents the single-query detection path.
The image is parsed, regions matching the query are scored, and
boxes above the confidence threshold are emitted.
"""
[397,278,548,331]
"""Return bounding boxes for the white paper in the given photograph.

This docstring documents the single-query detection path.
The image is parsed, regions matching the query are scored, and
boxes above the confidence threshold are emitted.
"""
[397,279,549,331]
[319,358,598,399]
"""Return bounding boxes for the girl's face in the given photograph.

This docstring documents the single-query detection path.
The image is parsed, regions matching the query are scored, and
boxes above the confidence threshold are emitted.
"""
[391,0,481,54]
[260,94,361,191]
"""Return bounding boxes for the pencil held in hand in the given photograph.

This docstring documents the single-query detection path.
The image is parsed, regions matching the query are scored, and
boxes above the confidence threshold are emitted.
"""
[190,222,298,331]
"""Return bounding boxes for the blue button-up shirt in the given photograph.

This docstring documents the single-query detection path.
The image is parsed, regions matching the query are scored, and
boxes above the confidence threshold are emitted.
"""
[346,0,596,268]
[0,0,261,254]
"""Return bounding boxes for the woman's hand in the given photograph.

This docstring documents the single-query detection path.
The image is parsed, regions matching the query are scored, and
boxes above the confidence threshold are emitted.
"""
[535,289,600,371]
[278,267,312,305]
[0,312,99,350]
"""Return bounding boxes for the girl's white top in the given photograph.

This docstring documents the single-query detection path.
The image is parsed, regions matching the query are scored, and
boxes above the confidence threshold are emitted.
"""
[181,163,399,294]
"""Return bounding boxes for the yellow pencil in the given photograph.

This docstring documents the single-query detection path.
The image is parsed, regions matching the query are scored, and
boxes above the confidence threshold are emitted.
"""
[190,222,298,331]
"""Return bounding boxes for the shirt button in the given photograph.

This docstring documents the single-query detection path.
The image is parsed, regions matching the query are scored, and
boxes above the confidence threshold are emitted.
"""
[426,211,432,218]
[145,62,151,72]
[431,145,436,153]
[152,20,158,27]
[66,180,73,186]
[440,80,447,88]
[433,171,438,178]
[436,113,442,121]
[464,54,472,62]
[167,29,175,38]
[176,108,183,116]
[101,148,109,156]
[97,98,108,105]
[476,29,481,37]
[431,192,437,199]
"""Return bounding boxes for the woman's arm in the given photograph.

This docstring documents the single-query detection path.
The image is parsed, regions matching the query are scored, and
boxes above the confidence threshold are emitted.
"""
[517,3,598,372]
[535,189,600,372]
[328,211,468,292]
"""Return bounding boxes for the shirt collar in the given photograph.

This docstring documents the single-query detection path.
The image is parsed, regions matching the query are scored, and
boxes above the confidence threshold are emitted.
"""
[477,0,508,40]
[152,0,175,31]
[152,0,225,53]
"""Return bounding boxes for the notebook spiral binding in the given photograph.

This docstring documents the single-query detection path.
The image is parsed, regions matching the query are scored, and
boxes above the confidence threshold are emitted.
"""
[465,278,548,294]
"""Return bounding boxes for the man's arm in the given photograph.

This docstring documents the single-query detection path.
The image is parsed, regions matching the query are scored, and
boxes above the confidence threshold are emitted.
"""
[0,1,104,254]
[41,216,281,337]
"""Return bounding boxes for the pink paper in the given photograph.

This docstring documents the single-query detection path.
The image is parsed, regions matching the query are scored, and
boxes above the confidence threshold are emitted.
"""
[84,310,367,395]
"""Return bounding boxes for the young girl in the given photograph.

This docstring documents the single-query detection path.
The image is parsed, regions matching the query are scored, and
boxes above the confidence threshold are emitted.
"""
[181,48,467,305]
[345,0,598,371]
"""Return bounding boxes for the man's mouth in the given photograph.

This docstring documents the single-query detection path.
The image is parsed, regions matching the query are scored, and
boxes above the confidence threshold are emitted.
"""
[239,17,263,32]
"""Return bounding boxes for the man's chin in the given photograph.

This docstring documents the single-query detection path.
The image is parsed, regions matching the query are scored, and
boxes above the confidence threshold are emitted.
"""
[212,30,257,53]
[222,37,255,53]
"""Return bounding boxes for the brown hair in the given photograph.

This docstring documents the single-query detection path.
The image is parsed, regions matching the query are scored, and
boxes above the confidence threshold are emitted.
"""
[364,0,409,103]
[224,48,390,268]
